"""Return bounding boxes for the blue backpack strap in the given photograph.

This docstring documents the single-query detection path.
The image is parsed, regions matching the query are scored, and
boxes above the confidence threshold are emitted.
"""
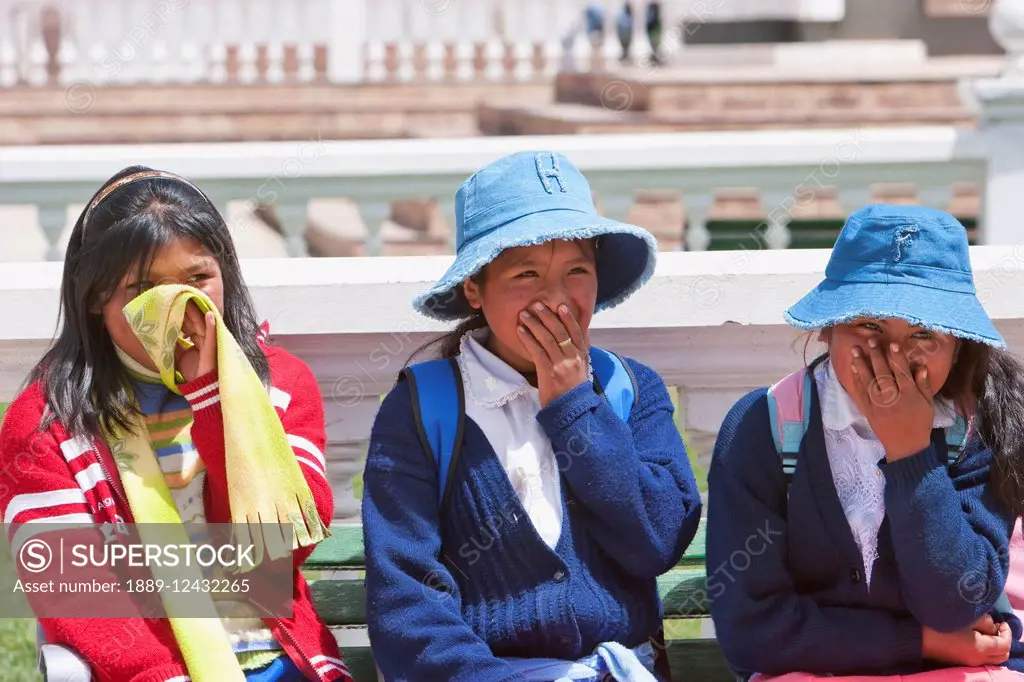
[590,347,637,422]
[401,358,465,508]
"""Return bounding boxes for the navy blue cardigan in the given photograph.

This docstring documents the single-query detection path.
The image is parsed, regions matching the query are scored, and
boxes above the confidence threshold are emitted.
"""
[362,357,702,682]
[708,383,1021,678]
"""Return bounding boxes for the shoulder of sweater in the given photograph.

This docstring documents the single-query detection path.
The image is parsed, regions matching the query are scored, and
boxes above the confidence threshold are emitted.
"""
[0,381,58,458]
[262,344,316,389]
[711,387,776,474]
[613,354,671,397]
[368,378,430,468]
[373,377,416,437]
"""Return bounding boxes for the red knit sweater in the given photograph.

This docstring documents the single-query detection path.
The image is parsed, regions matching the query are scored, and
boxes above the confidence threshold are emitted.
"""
[0,337,352,682]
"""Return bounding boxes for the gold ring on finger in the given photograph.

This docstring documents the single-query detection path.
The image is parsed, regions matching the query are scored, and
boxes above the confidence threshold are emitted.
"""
[558,338,574,348]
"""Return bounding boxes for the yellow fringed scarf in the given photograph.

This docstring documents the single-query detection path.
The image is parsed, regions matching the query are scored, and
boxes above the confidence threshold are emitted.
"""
[110,284,330,682]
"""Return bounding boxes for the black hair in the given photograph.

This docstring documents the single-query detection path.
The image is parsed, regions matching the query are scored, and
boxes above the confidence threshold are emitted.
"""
[804,333,1024,517]
[951,344,1024,518]
[407,274,487,365]
[30,165,270,439]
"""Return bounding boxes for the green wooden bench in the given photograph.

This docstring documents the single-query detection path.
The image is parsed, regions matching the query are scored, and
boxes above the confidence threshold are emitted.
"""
[303,518,732,682]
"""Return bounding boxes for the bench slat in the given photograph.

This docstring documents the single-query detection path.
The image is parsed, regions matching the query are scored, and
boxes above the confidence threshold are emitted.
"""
[334,638,733,682]
[666,638,734,682]
[306,520,707,569]
[335,646,378,682]
[658,569,709,617]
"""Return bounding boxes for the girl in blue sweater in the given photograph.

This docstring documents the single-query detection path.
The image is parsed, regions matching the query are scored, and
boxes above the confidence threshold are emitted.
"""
[708,205,1024,680]
[361,151,702,681]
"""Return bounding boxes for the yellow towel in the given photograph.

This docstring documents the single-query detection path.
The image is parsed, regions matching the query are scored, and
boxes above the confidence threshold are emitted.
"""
[122,284,329,558]
[106,420,244,682]
[110,284,330,681]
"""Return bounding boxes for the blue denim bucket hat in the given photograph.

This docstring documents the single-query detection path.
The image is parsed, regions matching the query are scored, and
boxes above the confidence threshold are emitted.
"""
[413,151,658,321]
[785,203,1004,348]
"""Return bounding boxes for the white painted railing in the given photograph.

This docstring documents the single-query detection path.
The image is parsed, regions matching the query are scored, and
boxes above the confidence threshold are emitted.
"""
[0,0,846,86]
[0,127,989,261]
[2,247,1022,519]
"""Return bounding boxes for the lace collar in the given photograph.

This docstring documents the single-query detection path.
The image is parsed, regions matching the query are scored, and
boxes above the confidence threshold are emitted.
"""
[457,330,538,408]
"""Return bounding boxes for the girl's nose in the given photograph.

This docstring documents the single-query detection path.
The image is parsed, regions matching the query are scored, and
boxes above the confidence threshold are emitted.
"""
[539,296,570,315]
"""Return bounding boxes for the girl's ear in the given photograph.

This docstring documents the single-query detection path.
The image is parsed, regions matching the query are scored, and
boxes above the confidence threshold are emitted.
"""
[818,328,831,344]
[463,279,482,311]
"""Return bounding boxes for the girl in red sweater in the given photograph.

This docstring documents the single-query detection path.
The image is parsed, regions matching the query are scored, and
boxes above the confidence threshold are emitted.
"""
[0,167,349,682]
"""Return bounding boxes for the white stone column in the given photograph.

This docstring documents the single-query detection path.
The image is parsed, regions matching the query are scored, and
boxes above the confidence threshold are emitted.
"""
[327,0,368,83]
[274,199,311,257]
[960,0,1024,245]
[360,201,390,256]
[761,190,795,250]
[38,203,68,262]
[683,193,713,252]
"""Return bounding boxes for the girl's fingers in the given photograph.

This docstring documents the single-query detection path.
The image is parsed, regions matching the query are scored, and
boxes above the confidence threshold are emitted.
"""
[850,345,886,415]
[988,624,1012,662]
[517,323,551,370]
[181,303,197,337]
[866,338,892,383]
[182,302,205,342]
[520,309,561,363]
[913,364,931,398]
[850,346,873,396]
[886,343,915,393]
[974,614,997,636]
[865,339,899,408]
[201,312,217,370]
[557,304,587,354]
[530,303,573,352]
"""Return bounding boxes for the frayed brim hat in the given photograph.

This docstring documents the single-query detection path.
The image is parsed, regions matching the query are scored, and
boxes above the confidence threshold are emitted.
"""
[413,151,657,321]
[785,204,1004,348]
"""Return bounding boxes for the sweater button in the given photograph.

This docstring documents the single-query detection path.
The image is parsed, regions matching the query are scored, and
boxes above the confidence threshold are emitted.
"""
[850,568,862,584]
[559,636,571,645]
[553,570,566,582]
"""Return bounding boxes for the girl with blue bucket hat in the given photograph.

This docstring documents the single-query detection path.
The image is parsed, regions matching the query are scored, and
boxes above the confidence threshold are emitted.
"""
[361,151,702,681]
[707,204,1024,680]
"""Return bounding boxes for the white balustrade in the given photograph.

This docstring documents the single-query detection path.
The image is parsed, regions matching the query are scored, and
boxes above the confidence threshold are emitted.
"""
[3,245,1023,519]
[0,126,991,262]
[0,0,849,85]
[0,2,17,86]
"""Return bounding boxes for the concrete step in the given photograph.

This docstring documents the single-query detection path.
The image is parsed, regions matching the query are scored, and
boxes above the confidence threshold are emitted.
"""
[0,81,548,144]
[0,110,481,145]
[478,101,975,136]
[479,56,1001,135]
[0,82,551,116]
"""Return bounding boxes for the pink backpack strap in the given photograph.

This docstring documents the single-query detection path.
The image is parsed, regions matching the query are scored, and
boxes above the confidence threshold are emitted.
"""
[766,369,813,474]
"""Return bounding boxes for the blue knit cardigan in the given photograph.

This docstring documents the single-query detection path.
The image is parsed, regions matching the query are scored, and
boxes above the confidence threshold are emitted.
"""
[707,383,1022,678]
[362,357,702,682]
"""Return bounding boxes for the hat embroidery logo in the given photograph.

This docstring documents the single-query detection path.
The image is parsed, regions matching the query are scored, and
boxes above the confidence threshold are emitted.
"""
[535,153,567,194]
[891,225,919,263]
